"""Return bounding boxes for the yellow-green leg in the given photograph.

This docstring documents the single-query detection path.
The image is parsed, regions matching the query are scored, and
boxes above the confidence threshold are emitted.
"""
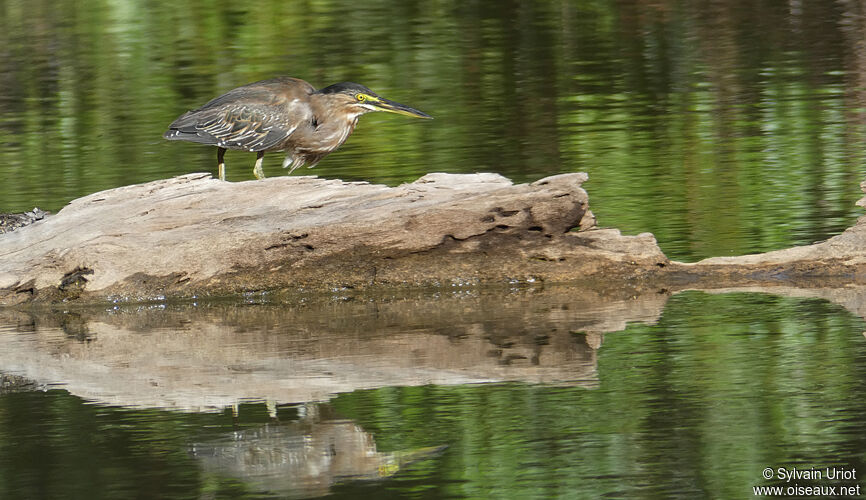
[253,151,266,180]
[217,147,226,181]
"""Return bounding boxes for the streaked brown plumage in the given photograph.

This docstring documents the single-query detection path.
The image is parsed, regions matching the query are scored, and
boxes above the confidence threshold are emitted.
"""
[163,77,432,181]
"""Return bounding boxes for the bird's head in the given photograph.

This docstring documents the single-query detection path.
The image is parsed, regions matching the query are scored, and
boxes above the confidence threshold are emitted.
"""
[316,82,432,120]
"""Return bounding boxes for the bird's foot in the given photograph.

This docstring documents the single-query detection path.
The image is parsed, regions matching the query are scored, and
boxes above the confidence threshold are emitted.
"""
[253,151,266,179]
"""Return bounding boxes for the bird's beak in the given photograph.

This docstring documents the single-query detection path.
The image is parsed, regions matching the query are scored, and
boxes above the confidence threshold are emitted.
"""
[370,96,433,119]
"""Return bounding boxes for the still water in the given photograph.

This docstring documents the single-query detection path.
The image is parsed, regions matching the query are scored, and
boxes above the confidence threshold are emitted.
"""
[2,0,866,260]
[1,287,866,498]
[3,0,866,498]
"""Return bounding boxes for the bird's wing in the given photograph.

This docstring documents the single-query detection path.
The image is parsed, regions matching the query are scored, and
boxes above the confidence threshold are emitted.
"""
[166,79,316,152]
[194,104,294,151]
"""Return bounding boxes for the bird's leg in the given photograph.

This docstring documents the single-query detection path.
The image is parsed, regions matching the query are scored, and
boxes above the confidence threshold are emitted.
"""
[217,147,227,181]
[253,151,266,180]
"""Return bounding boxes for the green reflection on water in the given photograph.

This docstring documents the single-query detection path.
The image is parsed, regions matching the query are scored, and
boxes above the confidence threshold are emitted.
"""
[3,292,861,498]
[328,292,866,499]
[1,1,865,260]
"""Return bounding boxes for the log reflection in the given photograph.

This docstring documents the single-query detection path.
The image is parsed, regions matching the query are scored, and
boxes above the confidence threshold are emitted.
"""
[0,286,670,411]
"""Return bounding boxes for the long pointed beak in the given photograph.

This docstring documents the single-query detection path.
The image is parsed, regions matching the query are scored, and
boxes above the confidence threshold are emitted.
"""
[371,97,433,119]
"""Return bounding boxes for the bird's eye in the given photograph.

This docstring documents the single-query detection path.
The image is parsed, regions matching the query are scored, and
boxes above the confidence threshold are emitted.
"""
[356,94,367,102]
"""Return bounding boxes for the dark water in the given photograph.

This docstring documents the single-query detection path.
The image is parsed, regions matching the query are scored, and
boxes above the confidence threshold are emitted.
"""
[3,1,866,498]
[2,0,866,260]
[2,287,866,499]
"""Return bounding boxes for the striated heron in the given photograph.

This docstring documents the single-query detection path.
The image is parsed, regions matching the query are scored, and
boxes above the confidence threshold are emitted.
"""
[163,77,432,181]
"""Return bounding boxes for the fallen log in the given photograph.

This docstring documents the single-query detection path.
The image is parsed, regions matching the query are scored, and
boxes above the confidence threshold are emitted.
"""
[0,172,665,305]
[3,171,866,306]
[667,179,866,289]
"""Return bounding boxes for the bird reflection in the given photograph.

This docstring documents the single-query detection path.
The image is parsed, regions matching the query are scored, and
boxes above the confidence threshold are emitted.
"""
[191,403,445,498]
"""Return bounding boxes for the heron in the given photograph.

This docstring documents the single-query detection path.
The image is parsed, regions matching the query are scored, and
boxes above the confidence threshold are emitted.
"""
[163,77,432,181]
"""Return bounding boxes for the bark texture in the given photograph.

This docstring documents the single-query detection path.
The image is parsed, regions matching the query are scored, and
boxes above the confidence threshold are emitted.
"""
[0,172,665,305]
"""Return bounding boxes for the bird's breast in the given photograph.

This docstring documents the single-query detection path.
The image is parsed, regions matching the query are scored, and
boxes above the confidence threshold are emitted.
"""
[308,116,358,153]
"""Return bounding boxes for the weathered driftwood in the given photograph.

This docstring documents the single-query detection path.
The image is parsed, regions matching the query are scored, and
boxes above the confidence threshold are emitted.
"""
[0,172,665,305]
[670,180,866,288]
[2,171,866,306]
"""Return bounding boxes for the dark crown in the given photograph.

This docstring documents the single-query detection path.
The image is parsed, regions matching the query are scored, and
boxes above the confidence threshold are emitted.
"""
[317,82,377,96]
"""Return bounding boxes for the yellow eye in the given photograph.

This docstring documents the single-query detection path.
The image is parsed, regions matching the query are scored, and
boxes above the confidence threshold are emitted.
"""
[356,94,367,102]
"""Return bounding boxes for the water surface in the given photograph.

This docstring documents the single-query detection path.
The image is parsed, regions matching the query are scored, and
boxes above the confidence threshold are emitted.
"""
[1,287,866,498]
[2,0,866,260]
